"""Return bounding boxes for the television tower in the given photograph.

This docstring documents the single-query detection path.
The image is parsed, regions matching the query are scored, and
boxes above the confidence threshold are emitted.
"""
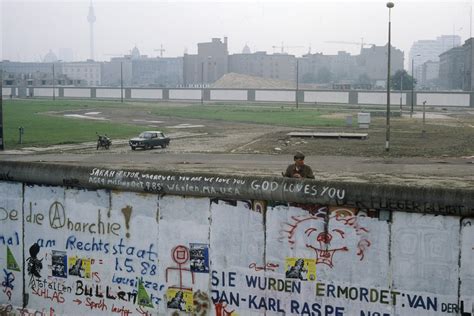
[87,1,96,60]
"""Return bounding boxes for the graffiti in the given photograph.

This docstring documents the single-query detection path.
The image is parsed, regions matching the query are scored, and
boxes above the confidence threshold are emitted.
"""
[193,290,210,316]
[2,269,15,300]
[68,257,91,278]
[121,206,133,238]
[282,207,371,268]
[75,280,137,304]
[27,243,43,284]
[51,250,67,278]
[285,258,315,281]
[0,231,20,246]
[248,262,279,272]
[189,243,209,273]
[0,207,19,221]
[214,301,236,316]
[166,288,192,312]
[166,245,195,289]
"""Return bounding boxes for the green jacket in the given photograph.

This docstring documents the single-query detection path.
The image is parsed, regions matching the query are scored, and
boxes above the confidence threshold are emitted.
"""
[284,164,315,179]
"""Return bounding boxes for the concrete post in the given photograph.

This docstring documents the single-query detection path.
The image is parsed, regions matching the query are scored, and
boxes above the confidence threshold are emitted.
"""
[297,90,304,104]
[125,88,131,99]
[59,87,64,98]
[17,87,27,98]
[349,91,358,105]
[162,89,170,101]
[470,92,474,107]
[91,88,96,99]
[248,89,256,102]
[203,89,211,101]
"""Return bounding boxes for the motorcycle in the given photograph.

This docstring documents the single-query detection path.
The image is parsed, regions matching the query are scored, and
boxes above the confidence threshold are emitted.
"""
[96,134,111,150]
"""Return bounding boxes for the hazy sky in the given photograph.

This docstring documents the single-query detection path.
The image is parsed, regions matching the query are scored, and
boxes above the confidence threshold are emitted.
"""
[1,0,472,66]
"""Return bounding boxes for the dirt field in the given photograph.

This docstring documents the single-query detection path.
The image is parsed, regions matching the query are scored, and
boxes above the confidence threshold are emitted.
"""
[42,104,474,159]
[2,102,472,188]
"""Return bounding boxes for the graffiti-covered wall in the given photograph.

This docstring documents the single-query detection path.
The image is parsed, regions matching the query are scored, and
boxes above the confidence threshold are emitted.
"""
[0,179,473,315]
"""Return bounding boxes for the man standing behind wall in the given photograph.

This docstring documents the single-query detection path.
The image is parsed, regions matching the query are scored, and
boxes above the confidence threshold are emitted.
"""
[283,151,315,179]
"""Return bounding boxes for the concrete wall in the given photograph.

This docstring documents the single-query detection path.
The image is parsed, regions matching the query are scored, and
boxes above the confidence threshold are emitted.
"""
[7,87,474,107]
[0,162,473,315]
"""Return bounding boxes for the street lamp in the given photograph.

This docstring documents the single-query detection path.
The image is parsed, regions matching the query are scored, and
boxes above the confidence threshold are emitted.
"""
[296,59,299,109]
[201,61,204,105]
[385,1,394,152]
[52,63,55,101]
[411,54,420,117]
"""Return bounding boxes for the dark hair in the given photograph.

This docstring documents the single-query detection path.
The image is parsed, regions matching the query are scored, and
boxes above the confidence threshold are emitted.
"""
[294,151,305,160]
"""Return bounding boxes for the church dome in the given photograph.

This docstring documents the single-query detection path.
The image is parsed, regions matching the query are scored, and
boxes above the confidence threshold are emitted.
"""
[242,44,251,54]
[131,46,141,59]
[43,50,58,62]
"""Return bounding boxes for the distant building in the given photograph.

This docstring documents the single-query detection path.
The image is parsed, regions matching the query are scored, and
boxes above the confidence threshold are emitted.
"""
[183,37,228,86]
[462,38,474,91]
[409,35,461,81]
[1,61,57,75]
[357,44,404,82]
[297,45,404,87]
[43,50,58,63]
[131,57,183,87]
[420,60,440,89]
[229,52,296,82]
[101,57,132,86]
[62,60,102,86]
[439,46,464,90]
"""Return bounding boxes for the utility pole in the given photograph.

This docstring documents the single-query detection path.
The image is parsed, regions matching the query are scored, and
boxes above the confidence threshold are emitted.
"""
[0,68,4,150]
[120,62,123,103]
[52,64,56,101]
[296,59,299,109]
[201,61,204,105]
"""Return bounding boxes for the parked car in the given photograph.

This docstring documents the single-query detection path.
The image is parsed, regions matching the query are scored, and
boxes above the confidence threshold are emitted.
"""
[129,131,170,150]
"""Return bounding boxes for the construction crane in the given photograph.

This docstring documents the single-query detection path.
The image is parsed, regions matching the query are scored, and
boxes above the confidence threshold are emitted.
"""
[325,38,376,51]
[154,44,166,58]
[272,42,304,54]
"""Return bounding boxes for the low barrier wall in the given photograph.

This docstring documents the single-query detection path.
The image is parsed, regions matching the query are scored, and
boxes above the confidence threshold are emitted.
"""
[7,86,474,107]
[0,162,473,315]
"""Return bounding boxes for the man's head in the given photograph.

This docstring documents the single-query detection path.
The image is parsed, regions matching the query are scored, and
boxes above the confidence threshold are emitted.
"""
[294,151,305,166]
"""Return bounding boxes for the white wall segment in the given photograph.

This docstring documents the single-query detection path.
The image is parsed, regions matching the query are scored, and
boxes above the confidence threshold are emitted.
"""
[63,88,91,98]
[131,89,163,99]
[96,89,122,98]
[0,182,23,308]
[417,93,470,107]
[255,90,295,102]
[169,89,201,100]
[304,91,349,104]
[210,90,248,101]
[0,181,472,315]
[460,218,474,314]
[33,88,59,97]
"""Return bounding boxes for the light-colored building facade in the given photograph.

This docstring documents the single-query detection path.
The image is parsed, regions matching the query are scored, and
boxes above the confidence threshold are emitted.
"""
[228,52,296,82]
[439,46,464,90]
[356,45,404,82]
[409,35,461,81]
[420,60,440,89]
[101,57,133,87]
[62,60,102,86]
[183,37,228,86]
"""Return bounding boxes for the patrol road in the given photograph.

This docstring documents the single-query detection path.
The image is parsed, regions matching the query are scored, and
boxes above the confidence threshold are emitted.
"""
[0,152,472,188]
